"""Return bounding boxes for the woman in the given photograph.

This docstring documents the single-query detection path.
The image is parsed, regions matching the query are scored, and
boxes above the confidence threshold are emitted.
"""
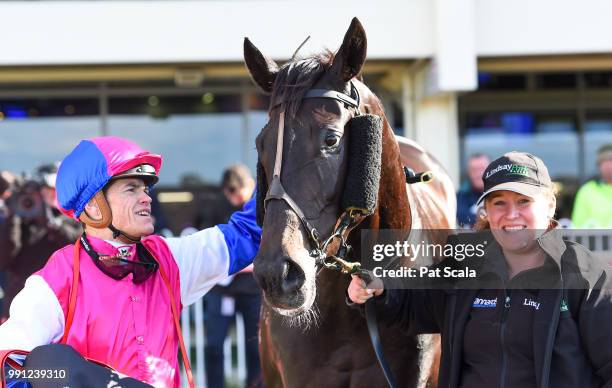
[348,151,612,388]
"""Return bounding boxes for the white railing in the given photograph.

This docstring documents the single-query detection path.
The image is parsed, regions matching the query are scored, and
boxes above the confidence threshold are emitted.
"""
[180,298,247,388]
[560,229,611,261]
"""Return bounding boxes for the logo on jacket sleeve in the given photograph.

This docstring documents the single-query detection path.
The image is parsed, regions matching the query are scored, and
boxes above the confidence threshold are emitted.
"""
[472,297,497,308]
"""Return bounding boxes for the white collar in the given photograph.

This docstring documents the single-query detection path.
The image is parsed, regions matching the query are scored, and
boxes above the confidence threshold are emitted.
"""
[105,239,135,248]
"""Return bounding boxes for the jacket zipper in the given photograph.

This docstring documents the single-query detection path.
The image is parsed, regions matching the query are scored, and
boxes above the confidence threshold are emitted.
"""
[540,289,563,388]
[499,289,512,388]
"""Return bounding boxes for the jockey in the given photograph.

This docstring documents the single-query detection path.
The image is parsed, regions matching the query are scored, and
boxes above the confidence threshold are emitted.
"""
[0,136,261,387]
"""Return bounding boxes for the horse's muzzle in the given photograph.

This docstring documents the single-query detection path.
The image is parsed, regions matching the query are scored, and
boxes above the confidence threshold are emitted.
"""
[254,255,307,309]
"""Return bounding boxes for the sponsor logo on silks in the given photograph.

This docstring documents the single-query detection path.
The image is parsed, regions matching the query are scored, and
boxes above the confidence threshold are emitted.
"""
[560,299,569,312]
[117,246,132,259]
[523,298,541,310]
[473,297,497,308]
[485,164,530,179]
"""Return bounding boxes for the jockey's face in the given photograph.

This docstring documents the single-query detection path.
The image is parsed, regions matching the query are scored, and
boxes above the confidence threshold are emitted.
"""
[105,178,154,238]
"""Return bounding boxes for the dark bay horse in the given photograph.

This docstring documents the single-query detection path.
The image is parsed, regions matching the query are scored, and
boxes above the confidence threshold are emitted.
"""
[244,18,455,388]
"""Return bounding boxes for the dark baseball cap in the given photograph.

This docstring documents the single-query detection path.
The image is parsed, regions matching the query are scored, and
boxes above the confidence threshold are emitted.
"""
[476,151,552,206]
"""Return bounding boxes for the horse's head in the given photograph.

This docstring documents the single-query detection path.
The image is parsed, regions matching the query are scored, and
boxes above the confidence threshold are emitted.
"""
[245,18,375,317]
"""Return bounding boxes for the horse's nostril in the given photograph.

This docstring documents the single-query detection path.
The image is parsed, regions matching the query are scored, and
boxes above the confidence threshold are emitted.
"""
[281,259,305,294]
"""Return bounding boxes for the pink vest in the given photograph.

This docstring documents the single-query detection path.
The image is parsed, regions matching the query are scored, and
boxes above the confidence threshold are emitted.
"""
[36,235,182,388]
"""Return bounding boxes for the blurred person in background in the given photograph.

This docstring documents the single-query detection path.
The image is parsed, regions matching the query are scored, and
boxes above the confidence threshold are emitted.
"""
[204,164,262,388]
[0,171,17,224]
[0,163,81,321]
[457,153,491,228]
[0,171,18,315]
[572,144,612,228]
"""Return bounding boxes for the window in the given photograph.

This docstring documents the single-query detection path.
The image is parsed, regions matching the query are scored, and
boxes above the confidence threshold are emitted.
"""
[463,112,579,178]
[477,73,527,91]
[108,94,247,186]
[0,98,99,175]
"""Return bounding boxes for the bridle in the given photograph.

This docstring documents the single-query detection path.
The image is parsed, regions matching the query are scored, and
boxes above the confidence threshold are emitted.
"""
[263,81,367,273]
[263,80,403,388]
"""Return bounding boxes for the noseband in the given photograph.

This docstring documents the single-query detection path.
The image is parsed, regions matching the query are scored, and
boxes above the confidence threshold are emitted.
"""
[263,82,400,388]
[264,81,364,266]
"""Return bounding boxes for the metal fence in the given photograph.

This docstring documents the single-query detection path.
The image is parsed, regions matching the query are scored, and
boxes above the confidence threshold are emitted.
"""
[561,229,610,261]
[180,298,248,388]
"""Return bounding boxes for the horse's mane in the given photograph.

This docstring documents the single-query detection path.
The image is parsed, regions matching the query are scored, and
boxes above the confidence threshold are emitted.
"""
[271,50,335,119]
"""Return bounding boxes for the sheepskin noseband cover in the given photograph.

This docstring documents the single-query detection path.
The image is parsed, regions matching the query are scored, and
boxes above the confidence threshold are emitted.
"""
[341,114,382,215]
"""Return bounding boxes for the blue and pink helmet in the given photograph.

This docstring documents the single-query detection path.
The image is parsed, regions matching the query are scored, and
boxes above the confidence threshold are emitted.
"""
[56,136,162,228]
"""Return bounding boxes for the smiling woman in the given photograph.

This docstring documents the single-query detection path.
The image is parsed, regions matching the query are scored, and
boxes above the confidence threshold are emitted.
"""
[473,152,558,279]
[348,151,612,388]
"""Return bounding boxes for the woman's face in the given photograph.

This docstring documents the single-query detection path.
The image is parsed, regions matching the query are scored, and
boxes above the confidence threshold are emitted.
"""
[485,190,554,253]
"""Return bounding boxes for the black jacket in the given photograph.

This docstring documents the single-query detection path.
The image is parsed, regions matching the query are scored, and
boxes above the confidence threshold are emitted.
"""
[375,230,612,388]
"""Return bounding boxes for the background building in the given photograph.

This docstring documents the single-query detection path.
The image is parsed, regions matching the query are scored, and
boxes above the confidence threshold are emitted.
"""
[1,0,611,228]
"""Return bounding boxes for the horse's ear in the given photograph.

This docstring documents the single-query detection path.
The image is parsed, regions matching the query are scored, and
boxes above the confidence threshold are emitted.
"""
[244,38,279,94]
[331,17,367,82]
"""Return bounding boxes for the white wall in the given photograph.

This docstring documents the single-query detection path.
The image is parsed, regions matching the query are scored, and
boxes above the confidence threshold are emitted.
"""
[0,0,432,65]
[2,0,612,66]
[414,94,460,186]
[476,0,612,56]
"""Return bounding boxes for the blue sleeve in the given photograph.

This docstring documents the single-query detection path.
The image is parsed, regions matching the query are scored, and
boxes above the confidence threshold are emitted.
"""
[216,191,262,275]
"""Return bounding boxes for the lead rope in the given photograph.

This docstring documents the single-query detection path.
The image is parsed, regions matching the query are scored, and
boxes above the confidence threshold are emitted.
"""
[321,168,434,388]
[317,211,398,388]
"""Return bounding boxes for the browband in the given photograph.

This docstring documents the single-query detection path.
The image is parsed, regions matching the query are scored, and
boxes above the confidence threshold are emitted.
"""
[271,81,360,110]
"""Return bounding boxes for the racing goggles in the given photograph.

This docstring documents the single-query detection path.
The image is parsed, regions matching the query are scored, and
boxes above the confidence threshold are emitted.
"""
[80,234,159,284]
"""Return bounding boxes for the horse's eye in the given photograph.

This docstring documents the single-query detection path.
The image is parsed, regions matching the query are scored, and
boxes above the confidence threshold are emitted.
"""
[324,134,340,147]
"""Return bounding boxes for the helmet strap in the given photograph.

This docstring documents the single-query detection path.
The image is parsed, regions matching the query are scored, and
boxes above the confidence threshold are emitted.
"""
[108,224,142,244]
[79,191,142,244]
[79,191,112,228]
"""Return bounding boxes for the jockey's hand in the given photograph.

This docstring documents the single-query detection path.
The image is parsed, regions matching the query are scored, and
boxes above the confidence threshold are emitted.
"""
[347,274,384,304]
